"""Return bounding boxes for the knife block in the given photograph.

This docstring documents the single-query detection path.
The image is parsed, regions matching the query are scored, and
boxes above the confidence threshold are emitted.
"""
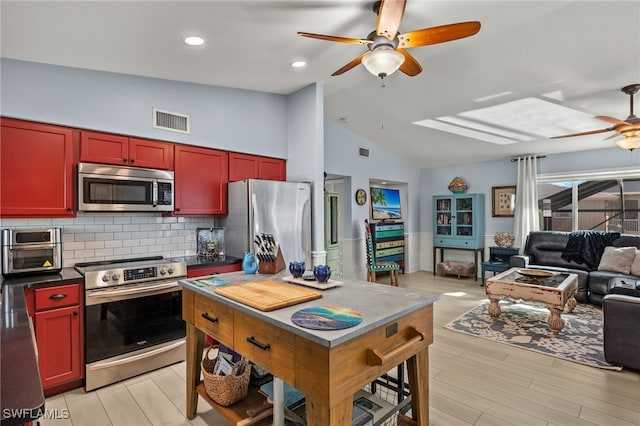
[258,247,285,274]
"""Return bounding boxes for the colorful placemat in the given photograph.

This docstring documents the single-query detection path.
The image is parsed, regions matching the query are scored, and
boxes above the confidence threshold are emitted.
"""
[291,306,363,330]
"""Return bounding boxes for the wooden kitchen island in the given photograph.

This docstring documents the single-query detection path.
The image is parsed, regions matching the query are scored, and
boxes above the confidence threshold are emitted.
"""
[180,272,439,426]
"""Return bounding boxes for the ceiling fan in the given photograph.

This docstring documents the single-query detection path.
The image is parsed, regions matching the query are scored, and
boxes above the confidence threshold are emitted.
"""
[297,0,480,79]
[551,84,640,151]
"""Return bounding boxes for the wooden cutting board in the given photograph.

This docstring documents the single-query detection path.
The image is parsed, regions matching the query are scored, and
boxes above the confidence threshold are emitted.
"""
[214,280,322,311]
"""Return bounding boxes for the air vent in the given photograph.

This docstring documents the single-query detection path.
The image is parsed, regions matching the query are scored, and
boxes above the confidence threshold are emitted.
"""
[359,147,370,157]
[153,108,190,134]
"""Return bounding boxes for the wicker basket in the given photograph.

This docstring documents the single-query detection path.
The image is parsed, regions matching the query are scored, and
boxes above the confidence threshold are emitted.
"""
[201,346,251,406]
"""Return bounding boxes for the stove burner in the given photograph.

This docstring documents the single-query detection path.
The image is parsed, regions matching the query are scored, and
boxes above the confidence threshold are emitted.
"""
[75,255,164,268]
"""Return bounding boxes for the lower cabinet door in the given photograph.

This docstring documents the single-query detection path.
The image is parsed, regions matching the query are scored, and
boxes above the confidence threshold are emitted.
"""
[35,305,82,389]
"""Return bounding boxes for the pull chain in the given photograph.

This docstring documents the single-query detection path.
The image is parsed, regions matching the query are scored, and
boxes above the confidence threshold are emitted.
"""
[380,79,386,130]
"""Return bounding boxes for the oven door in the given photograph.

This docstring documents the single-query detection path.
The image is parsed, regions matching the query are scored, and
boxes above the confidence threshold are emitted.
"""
[2,244,62,275]
[85,280,185,364]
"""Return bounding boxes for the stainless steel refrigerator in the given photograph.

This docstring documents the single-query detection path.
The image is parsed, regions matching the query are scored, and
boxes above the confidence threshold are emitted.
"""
[221,179,312,269]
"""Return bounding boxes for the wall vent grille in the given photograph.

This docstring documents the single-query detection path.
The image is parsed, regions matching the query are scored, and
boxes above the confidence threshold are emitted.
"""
[153,108,190,134]
[359,147,370,157]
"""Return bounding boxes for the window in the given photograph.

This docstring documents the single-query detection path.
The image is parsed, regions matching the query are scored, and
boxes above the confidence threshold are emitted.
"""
[537,167,640,235]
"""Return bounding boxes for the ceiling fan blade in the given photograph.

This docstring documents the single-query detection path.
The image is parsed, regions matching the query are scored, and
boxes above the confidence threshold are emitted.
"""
[397,21,481,48]
[595,115,632,126]
[297,32,372,46]
[550,127,615,139]
[376,0,407,40]
[397,49,422,76]
[331,52,368,76]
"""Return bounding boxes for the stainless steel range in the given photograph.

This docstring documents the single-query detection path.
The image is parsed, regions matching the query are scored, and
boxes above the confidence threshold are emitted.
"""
[75,256,187,391]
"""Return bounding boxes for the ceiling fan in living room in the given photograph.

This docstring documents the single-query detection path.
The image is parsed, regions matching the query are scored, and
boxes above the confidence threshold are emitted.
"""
[551,84,640,151]
[297,0,481,79]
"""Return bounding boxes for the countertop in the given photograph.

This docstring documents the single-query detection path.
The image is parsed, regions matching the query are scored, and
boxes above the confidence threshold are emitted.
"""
[180,271,441,348]
[1,268,82,425]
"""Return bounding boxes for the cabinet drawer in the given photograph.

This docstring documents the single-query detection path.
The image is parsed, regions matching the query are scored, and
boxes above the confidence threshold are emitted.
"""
[194,296,234,344]
[233,311,295,383]
[35,283,81,310]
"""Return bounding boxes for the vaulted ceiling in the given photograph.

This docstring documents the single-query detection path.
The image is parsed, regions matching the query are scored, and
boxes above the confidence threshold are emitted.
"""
[2,1,639,168]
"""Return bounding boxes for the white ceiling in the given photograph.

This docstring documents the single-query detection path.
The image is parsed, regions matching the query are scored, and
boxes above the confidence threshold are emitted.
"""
[2,1,639,168]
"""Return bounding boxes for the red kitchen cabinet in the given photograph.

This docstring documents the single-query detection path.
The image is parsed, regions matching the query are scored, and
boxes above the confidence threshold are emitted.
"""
[80,130,173,170]
[0,118,77,217]
[174,145,228,215]
[29,283,84,395]
[228,152,286,182]
[187,263,242,278]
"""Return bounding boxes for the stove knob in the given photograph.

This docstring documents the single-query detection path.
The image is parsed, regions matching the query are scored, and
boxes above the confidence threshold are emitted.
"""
[160,268,167,275]
[101,274,110,282]
[112,273,121,281]
[167,267,175,275]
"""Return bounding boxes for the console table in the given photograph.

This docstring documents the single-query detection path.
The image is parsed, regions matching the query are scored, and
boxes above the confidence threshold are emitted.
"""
[481,246,519,286]
[180,272,439,426]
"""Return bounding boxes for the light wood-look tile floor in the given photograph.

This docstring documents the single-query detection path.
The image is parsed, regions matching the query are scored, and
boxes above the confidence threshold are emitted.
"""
[41,271,640,425]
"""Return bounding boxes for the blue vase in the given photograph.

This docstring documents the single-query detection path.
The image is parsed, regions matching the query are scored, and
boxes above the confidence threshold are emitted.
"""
[313,265,331,283]
[289,261,305,278]
[242,252,258,274]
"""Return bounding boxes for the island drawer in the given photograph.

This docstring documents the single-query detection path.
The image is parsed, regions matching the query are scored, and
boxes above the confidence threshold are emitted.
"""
[233,311,295,383]
[194,296,234,344]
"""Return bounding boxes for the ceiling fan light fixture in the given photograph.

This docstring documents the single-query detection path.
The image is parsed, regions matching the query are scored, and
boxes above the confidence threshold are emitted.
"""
[362,49,405,79]
[615,135,640,151]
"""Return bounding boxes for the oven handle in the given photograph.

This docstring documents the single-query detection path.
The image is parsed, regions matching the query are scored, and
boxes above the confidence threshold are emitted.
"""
[86,281,181,304]
[87,339,185,370]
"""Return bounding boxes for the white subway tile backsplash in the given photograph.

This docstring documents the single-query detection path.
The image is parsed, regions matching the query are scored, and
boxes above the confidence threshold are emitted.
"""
[104,240,123,248]
[85,240,105,249]
[94,232,115,241]
[94,248,114,257]
[75,233,96,242]
[2,212,216,269]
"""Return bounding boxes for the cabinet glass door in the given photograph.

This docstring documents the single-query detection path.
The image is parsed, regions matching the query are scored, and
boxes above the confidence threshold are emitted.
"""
[435,198,452,236]
[455,197,473,236]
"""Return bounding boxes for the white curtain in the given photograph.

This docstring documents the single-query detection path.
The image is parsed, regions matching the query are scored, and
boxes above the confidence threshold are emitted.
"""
[513,155,540,253]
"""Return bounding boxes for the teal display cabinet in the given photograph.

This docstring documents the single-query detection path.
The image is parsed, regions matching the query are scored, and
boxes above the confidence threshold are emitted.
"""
[433,193,485,281]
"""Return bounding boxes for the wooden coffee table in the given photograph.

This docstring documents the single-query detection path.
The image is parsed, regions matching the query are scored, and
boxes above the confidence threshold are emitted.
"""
[485,268,578,335]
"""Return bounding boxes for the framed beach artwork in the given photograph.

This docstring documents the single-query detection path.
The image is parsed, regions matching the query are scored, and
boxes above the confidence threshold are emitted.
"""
[492,185,516,217]
[370,187,402,221]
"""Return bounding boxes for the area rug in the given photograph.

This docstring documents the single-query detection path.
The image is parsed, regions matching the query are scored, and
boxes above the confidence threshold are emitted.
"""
[444,299,622,370]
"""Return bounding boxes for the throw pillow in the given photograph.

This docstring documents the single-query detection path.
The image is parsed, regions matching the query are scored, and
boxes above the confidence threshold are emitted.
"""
[597,246,637,274]
[631,249,640,276]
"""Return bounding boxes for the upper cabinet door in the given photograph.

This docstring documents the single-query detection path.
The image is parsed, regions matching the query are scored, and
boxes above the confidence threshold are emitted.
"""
[80,131,129,165]
[1,118,76,217]
[174,145,228,215]
[128,138,173,170]
[259,157,286,181]
[228,152,259,182]
[228,152,286,182]
[80,131,173,170]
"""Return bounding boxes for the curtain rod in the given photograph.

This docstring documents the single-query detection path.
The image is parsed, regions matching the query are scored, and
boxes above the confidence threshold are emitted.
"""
[510,155,546,162]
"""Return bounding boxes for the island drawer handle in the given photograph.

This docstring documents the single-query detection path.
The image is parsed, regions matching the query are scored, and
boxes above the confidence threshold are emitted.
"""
[366,327,424,366]
[201,313,218,323]
[246,336,270,351]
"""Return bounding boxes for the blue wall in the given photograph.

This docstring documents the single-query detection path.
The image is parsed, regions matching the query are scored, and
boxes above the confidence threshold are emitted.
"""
[0,58,289,158]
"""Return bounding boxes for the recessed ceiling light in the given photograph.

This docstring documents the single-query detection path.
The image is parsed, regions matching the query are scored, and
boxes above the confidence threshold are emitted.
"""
[291,60,307,69]
[184,36,204,46]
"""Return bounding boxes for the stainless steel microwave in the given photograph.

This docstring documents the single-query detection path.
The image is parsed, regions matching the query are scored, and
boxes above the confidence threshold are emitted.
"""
[78,163,174,212]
